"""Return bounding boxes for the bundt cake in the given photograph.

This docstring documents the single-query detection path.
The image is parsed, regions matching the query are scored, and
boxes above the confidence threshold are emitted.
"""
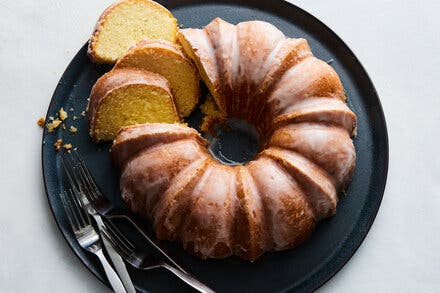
[114,40,200,117]
[109,17,357,261]
[88,0,178,63]
[88,68,180,141]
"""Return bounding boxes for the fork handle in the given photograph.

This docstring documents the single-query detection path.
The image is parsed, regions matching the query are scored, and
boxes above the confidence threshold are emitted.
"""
[161,263,215,293]
[95,249,127,293]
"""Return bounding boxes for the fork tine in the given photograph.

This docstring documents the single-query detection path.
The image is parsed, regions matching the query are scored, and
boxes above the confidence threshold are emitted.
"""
[101,228,130,259]
[73,151,101,201]
[61,153,79,192]
[69,189,89,228]
[62,151,97,208]
[60,190,80,231]
[62,152,86,196]
[105,219,135,251]
[74,163,98,207]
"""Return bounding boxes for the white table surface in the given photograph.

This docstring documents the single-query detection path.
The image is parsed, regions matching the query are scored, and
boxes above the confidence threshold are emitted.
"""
[1,0,439,292]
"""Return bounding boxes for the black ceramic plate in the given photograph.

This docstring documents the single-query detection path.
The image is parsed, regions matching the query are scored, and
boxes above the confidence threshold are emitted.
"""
[42,0,388,292]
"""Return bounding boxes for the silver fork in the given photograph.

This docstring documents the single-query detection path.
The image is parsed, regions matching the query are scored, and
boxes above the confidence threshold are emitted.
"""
[61,152,136,293]
[60,189,127,293]
[63,151,183,271]
[64,151,213,292]
[102,219,215,293]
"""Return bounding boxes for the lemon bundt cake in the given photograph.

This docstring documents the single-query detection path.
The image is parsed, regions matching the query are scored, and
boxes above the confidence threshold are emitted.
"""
[114,40,200,117]
[109,18,357,261]
[88,0,178,63]
[88,69,180,141]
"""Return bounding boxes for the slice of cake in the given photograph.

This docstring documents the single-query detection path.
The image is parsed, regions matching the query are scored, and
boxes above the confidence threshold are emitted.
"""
[88,68,180,141]
[114,40,200,117]
[88,0,178,64]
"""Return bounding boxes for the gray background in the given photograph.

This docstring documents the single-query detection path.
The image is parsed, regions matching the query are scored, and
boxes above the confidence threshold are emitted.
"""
[0,0,439,292]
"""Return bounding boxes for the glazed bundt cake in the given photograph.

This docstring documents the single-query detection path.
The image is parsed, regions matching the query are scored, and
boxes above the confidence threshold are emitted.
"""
[114,40,200,117]
[110,17,357,261]
[88,68,180,141]
[88,0,178,63]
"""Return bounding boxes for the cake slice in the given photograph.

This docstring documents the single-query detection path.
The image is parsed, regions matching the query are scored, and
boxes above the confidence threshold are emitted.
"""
[88,0,178,64]
[114,40,200,117]
[88,68,180,141]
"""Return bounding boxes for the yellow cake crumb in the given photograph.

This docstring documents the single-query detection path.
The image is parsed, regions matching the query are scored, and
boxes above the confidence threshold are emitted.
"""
[46,119,62,132]
[63,143,72,150]
[200,94,222,117]
[69,126,78,133]
[37,117,45,127]
[200,94,226,134]
[54,139,63,151]
[59,107,68,121]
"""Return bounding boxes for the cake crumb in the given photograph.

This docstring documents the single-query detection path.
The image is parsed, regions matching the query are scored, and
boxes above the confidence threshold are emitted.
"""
[62,124,66,130]
[73,116,78,120]
[59,107,68,121]
[46,119,62,132]
[49,116,54,121]
[69,108,74,112]
[81,111,86,117]
[54,139,63,151]
[199,94,226,135]
[37,117,45,127]
[63,143,72,150]
[69,126,78,133]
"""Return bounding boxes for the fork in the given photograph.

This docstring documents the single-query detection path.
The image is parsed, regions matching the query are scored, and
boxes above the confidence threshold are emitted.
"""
[61,152,136,293]
[102,219,215,293]
[60,189,127,293]
[63,151,186,272]
[63,151,213,292]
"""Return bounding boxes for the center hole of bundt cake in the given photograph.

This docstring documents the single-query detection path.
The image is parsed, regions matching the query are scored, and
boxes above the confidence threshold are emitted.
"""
[207,118,260,166]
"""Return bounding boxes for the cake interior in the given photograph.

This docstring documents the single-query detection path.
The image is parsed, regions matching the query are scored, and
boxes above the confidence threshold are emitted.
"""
[116,48,199,117]
[93,85,179,140]
[94,1,176,62]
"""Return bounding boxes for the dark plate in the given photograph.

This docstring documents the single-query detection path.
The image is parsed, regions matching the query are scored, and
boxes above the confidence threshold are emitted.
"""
[42,0,388,292]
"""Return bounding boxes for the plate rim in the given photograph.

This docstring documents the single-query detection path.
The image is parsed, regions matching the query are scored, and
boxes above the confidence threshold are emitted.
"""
[41,0,389,291]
